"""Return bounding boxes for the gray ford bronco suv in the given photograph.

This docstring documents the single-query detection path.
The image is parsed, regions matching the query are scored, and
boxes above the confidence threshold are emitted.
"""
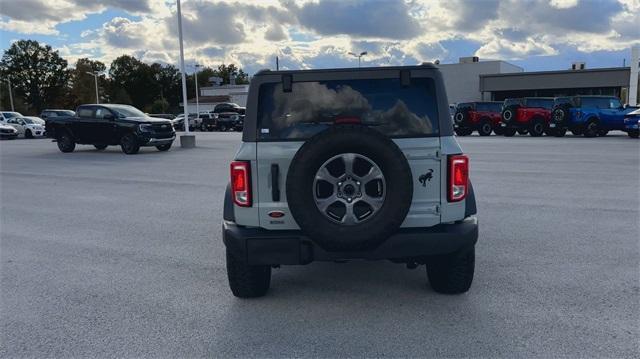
[223,65,478,297]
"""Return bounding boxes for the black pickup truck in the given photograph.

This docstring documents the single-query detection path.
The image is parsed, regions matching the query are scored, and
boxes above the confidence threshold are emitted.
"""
[45,104,175,154]
[213,103,245,131]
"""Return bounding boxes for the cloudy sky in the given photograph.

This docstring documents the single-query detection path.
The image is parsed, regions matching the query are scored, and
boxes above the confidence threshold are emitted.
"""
[0,0,638,74]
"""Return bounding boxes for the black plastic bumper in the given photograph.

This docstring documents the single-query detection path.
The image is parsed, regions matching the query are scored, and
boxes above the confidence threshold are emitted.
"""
[223,217,478,265]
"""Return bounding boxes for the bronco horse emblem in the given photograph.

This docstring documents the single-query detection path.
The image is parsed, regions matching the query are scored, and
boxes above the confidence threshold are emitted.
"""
[418,169,434,187]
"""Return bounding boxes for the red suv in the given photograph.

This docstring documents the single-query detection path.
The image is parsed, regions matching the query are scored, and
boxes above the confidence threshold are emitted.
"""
[453,102,503,136]
[500,97,554,137]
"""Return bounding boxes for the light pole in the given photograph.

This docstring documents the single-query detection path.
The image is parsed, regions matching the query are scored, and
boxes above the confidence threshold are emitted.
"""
[194,64,202,117]
[176,0,195,147]
[85,71,100,104]
[2,78,14,111]
[348,51,368,68]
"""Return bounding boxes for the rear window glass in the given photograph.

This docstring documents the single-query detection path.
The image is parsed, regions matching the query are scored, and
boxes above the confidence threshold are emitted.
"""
[504,98,522,106]
[554,97,573,106]
[77,108,93,118]
[580,97,610,108]
[257,78,439,140]
[525,98,554,109]
[476,103,501,112]
[457,103,474,111]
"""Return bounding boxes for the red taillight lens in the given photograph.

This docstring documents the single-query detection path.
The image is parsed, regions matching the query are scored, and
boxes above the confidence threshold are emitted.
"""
[448,154,469,202]
[230,161,251,207]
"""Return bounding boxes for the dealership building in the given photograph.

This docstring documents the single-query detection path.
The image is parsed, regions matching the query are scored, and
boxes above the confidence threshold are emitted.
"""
[439,46,640,106]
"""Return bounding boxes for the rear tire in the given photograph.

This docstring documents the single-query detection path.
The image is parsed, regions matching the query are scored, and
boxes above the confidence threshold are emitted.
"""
[25,129,33,139]
[56,131,75,153]
[529,118,545,137]
[583,120,599,138]
[628,130,639,139]
[552,128,567,137]
[597,129,609,137]
[120,133,140,154]
[156,143,172,151]
[478,120,493,136]
[503,128,516,137]
[426,246,475,294]
[226,249,271,298]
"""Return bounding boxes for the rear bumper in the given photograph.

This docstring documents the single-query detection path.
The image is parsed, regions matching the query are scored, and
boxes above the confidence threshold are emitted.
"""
[223,216,478,265]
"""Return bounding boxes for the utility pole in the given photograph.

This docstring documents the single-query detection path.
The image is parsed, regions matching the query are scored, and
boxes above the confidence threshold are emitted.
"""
[3,78,14,111]
[348,51,368,68]
[177,0,195,147]
[276,56,279,71]
[85,71,100,103]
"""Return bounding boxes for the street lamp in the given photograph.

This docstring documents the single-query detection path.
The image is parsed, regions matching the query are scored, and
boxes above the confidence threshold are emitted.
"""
[2,78,14,111]
[85,71,100,104]
[176,0,195,147]
[194,64,202,117]
[348,51,368,68]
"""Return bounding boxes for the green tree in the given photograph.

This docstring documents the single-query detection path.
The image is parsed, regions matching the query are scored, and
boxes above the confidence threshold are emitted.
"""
[150,63,181,110]
[108,55,158,109]
[70,58,107,106]
[0,40,70,113]
[214,64,249,85]
[149,98,169,113]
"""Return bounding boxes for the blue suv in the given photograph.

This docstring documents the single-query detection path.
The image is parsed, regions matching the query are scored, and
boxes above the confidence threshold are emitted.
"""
[551,96,637,137]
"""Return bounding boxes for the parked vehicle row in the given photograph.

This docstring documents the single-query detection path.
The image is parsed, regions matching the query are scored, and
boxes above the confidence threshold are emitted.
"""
[172,103,245,132]
[1,111,46,138]
[453,96,638,138]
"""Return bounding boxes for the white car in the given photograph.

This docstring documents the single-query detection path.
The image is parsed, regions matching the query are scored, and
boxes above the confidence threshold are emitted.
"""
[5,117,45,138]
[1,111,23,122]
[0,122,18,139]
[24,116,46,126]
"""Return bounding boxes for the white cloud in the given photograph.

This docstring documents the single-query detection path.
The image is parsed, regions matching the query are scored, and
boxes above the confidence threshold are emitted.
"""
[1,0,638,72]
[549,0,579,9]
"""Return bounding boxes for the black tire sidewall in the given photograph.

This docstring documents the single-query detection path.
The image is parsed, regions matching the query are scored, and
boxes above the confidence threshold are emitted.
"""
[478,120,492,136]
[529,118,545,137]
[57,132,75,152]
[286,125,413,252]
[583,120,598,137]
[120,133,140,154]
[156,143,172,151]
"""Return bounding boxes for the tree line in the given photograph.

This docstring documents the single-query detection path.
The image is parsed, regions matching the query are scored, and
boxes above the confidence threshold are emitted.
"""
[0,40,249,115]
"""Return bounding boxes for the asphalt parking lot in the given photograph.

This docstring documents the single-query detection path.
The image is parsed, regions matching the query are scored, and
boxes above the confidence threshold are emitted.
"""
[1,132,638,358]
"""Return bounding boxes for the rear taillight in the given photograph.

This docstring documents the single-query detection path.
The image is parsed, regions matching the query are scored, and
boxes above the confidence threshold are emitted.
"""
[448,154,469,202]
[230,161,252,207]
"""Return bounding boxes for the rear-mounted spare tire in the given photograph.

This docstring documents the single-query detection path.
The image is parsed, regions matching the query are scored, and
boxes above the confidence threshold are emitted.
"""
[501,105,519,123]
[454,110,469,125]
[286,124,413,252]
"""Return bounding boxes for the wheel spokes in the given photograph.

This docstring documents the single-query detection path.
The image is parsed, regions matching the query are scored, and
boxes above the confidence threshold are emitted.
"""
[360,166,383,184]
[315,166,338,185]
[341,153,356,176]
